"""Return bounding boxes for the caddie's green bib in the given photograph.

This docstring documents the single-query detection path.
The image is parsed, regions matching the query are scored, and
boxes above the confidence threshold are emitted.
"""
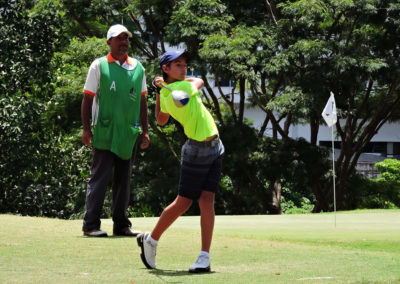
[160,81,218,141]
[92,57,144,160]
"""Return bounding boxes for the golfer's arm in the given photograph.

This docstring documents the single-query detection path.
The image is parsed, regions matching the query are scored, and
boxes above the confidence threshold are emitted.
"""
[185,77,204,89]
[155,92,170,126]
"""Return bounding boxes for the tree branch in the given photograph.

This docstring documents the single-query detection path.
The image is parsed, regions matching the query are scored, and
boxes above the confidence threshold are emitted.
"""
[238,78,245,124]
[201,70,225,125]
[265,0,277,25]
[214,73,237,122]
[149,120,180,164]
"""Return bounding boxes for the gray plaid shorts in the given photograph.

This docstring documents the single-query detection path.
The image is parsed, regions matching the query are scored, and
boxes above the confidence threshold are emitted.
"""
[178,136,225,200]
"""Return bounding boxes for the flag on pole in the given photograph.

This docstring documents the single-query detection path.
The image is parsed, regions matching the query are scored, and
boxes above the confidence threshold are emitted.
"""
[321,91,338,227]
[322,92,337,127]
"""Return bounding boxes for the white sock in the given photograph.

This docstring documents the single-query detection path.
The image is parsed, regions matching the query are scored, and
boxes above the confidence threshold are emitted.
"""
[199,251,210,258]
[146,234,158,247]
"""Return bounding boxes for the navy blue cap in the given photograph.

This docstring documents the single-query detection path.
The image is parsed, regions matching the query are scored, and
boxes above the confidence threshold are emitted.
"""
[159,50,187,68]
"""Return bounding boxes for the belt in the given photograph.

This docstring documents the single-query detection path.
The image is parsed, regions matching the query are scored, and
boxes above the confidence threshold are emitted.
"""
[188,136,219,147]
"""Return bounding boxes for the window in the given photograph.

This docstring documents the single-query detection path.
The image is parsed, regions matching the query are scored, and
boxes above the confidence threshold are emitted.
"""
[319,141,341,149]
[186,68,201,77]
[363,142,387,155]
[393,143,400,155]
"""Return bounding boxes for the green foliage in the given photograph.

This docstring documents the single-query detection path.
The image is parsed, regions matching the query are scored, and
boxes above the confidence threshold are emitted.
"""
[352,159,400,209]
[0,0,83,217]
[200,25,270,83]
[166,0,233,55]
[0,93,91,217]
[44,37,108,131]
[250,137,330,213]
[375,159,400,182]
[215,118,329,214]
[0,4,105,217]
[169,0,233,40]
[275,0,400,117]
[3,0,399,218]
[344,172,400,210]
[0,95,43,204]
[128,127,182,216]
[215,119,264,214]
[0,0,65,96]
[58,0,123,39]
[281,196,315,214]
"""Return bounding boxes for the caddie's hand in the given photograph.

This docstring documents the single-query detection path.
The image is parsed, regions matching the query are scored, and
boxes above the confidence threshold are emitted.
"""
[82,129,93,146]
[140,132,150,149]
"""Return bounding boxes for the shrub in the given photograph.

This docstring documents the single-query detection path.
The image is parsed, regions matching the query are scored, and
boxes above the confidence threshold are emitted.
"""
[344,167,400,210]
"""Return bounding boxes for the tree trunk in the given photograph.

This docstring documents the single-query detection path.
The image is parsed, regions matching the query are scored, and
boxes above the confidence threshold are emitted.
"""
[238,78,245,124]
[269,179,282,214]
[312,184,329,212]
[309,113,319,146]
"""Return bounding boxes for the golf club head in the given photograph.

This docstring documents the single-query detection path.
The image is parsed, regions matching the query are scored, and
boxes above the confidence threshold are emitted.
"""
[172,90,189,108]
[159,81,190,108]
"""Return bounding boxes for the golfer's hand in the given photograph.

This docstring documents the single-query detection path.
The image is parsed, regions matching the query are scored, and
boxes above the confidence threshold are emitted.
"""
[82,129,93,146]
[140,132,150,149]
[154,76,164,88]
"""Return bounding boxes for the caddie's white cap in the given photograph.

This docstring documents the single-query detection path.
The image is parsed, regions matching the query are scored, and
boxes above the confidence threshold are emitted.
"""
[107,24,132,40]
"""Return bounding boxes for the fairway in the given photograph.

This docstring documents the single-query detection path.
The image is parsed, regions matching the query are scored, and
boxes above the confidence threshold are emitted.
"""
[1,211,400,283]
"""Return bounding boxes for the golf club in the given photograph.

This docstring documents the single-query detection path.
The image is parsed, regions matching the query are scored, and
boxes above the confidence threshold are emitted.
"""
[158,81,190,108]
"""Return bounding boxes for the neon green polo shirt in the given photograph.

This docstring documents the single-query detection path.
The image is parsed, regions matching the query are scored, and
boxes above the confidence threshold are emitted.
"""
[160,81,218,141]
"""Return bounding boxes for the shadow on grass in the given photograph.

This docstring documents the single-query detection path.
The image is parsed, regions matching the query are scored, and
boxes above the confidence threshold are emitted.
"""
[150,269,215,277]
[78,235,139,239]
[146,269,216,283]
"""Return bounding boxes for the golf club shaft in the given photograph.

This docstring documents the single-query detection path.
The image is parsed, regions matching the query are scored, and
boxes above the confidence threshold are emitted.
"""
[158,81,173,92]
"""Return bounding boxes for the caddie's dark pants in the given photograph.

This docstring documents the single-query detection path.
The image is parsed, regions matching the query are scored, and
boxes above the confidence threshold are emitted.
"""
[82,148,134,232]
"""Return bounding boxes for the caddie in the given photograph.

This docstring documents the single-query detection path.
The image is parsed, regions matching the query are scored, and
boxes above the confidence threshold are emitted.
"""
[81,24,150,237]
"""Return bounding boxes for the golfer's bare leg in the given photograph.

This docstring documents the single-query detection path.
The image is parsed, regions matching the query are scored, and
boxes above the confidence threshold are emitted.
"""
[151,195,192,240]
[198,191,215,253]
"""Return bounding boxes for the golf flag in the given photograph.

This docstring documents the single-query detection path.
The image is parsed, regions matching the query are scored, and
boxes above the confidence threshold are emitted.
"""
[322,92,337,127]
[322,92,338,227]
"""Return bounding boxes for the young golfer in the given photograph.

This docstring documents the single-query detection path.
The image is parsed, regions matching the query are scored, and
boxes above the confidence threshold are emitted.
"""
[137,50,224,272]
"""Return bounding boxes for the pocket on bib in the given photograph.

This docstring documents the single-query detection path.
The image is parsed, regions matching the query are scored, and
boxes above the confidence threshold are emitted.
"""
[93,118,113,148]
[99,118,110,127]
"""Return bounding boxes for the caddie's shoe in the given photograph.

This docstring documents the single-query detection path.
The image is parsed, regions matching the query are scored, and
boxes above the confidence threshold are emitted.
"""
[189,254,211,273]
[113,227,141,237]
[83,229,108,237]
[137,232,156,269]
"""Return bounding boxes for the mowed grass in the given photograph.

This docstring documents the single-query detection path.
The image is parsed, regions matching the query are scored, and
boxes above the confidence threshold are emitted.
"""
[1,210,400,283]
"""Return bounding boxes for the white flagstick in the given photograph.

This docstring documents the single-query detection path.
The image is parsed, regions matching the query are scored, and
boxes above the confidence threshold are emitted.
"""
[331,125,336,228]
[321,92,338,227]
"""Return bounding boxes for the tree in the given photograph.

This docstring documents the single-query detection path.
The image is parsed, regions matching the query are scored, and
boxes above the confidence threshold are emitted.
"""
[273,0,400,210]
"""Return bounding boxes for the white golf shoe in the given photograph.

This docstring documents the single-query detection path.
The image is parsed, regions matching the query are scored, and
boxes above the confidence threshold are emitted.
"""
[137,232,157,269]
[189,253,211,273]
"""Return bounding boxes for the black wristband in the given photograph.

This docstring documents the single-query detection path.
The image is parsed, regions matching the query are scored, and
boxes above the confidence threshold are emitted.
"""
[152,79,161,93]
